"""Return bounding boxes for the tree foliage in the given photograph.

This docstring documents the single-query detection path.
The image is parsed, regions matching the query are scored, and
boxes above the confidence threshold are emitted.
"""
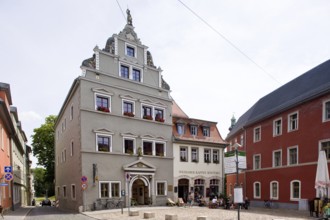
[31,115,57,196]
[32,167,46,197]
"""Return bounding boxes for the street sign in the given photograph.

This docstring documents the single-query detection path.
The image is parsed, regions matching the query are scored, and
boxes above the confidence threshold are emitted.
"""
[224,150,246,174]
[4,173,13,181]
[81,176,88,182]
[81,183,88,190]
[4,166,12,173]
[0,183,9,186]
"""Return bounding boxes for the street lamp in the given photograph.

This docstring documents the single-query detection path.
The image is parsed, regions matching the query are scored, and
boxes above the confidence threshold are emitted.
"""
[233,142,242,220]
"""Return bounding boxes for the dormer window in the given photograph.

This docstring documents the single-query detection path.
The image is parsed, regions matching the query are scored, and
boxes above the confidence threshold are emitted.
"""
[202,126,210,137]
[177,123,184,135]
[190,125,197,136]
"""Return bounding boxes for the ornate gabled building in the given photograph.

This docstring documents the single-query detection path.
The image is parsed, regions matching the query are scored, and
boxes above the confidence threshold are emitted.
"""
[55,10,173,211]
[226,59,330,209]
[172,101,227,203]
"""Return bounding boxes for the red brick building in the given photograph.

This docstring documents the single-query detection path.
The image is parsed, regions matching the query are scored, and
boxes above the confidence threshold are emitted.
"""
[226,60,330,209]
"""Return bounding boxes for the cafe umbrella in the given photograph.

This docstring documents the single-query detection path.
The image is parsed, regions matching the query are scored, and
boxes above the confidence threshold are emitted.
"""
[315,150,330,198]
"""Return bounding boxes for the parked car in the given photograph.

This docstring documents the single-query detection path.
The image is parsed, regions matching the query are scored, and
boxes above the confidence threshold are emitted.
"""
[42,198,52,206]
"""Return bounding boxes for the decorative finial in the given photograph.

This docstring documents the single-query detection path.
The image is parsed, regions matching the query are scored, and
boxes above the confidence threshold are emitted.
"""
[126,8,133,25]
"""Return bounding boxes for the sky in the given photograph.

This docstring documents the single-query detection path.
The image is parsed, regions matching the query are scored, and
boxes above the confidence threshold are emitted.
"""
[1,0,330,167]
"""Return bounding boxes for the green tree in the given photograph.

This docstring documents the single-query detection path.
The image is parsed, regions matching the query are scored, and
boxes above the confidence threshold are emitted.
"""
[31,115,57,196]
[32,167,46,197]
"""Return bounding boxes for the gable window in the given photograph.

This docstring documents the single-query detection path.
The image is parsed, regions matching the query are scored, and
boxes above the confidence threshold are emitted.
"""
[191,148,198,162]
[253,126,261,142]
[323,100,330,122]
[270,181,279,200]
[288,146,298,165]
[96,95,110,112]
[204,149,211,163]
[124,138,135,154]
[273,118,282,136]
[126,45,135,57]
[273,150,282,167]
[177,123,184,135]
[253,182,261,199]
[155,108,164,122]
[288,112,298,132]
[120,65,129,79]
[320,140,330,159]
[202,126,210,137]
[253,154,261,170]
[213,149,219,164]
[190,125,198,136]
[132,69,141,82]
[156,181,167,196]
[180,147,188,162]
[123,100,135,117]
[97,135,111,152]
[290,180,300,200]
[142,105,153,120]
[143,141,153,156]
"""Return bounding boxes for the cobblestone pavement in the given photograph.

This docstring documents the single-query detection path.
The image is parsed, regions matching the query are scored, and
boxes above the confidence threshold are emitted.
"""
[83,206,315,220]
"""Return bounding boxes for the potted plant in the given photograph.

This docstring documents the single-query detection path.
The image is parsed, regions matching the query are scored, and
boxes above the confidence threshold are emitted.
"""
[97,106,110,112]
[143,115,153,120]
[124,112,135,117]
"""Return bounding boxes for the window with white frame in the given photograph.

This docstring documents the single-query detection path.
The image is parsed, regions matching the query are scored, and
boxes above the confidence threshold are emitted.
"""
[123,100,135,117]
[125,44,136,58]
[155,108,164,122]
[290,180,300,200]
[99,181,121,198]
[96,94,110,113]
[142,105,153,120]
[253,182,261,199]
[71,184,76,200]
[156,181,167,196]
[120,65,129,79]
[132,68,141,82]
[273,118,282,136]
[191,148,198,162]
[240,134,244,146]
[323,100,330,122]
[253,154,261,170]
[202,126,210,137]
[253,126,261,142]
[124,138,135,154]
[273,150,282,167]
[270,181,279,200]
[288,112,298,132]
[321,140,330,159]
[97,134,112,152]
[204,149,211,163]
[143,140,153,156]
[288,146,298,165]
[180,147,188,162]
[213,149,219,164]
[155,142,165,156]
[190,125,198,136]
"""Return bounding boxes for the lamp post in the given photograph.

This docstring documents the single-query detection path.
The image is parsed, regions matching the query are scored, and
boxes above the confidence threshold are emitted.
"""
[233,142,242,220]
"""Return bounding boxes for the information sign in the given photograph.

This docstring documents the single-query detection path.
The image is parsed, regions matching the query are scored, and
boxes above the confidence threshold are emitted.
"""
[4,166,12,173]
[224,150,246,174]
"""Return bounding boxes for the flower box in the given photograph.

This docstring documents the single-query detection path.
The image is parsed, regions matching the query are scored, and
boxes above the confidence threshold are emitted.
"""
[143,115,153,120]
[124,112,135,117]
[97,106,110,113]
[155,117,165,122]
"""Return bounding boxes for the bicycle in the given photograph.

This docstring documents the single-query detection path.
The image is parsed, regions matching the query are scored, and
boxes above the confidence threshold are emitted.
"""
[264,199,272,208]
[106,199,123,209]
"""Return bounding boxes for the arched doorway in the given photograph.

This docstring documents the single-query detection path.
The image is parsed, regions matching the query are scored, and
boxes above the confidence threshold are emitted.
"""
[132,178,150,205]
[178,178,189,202]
